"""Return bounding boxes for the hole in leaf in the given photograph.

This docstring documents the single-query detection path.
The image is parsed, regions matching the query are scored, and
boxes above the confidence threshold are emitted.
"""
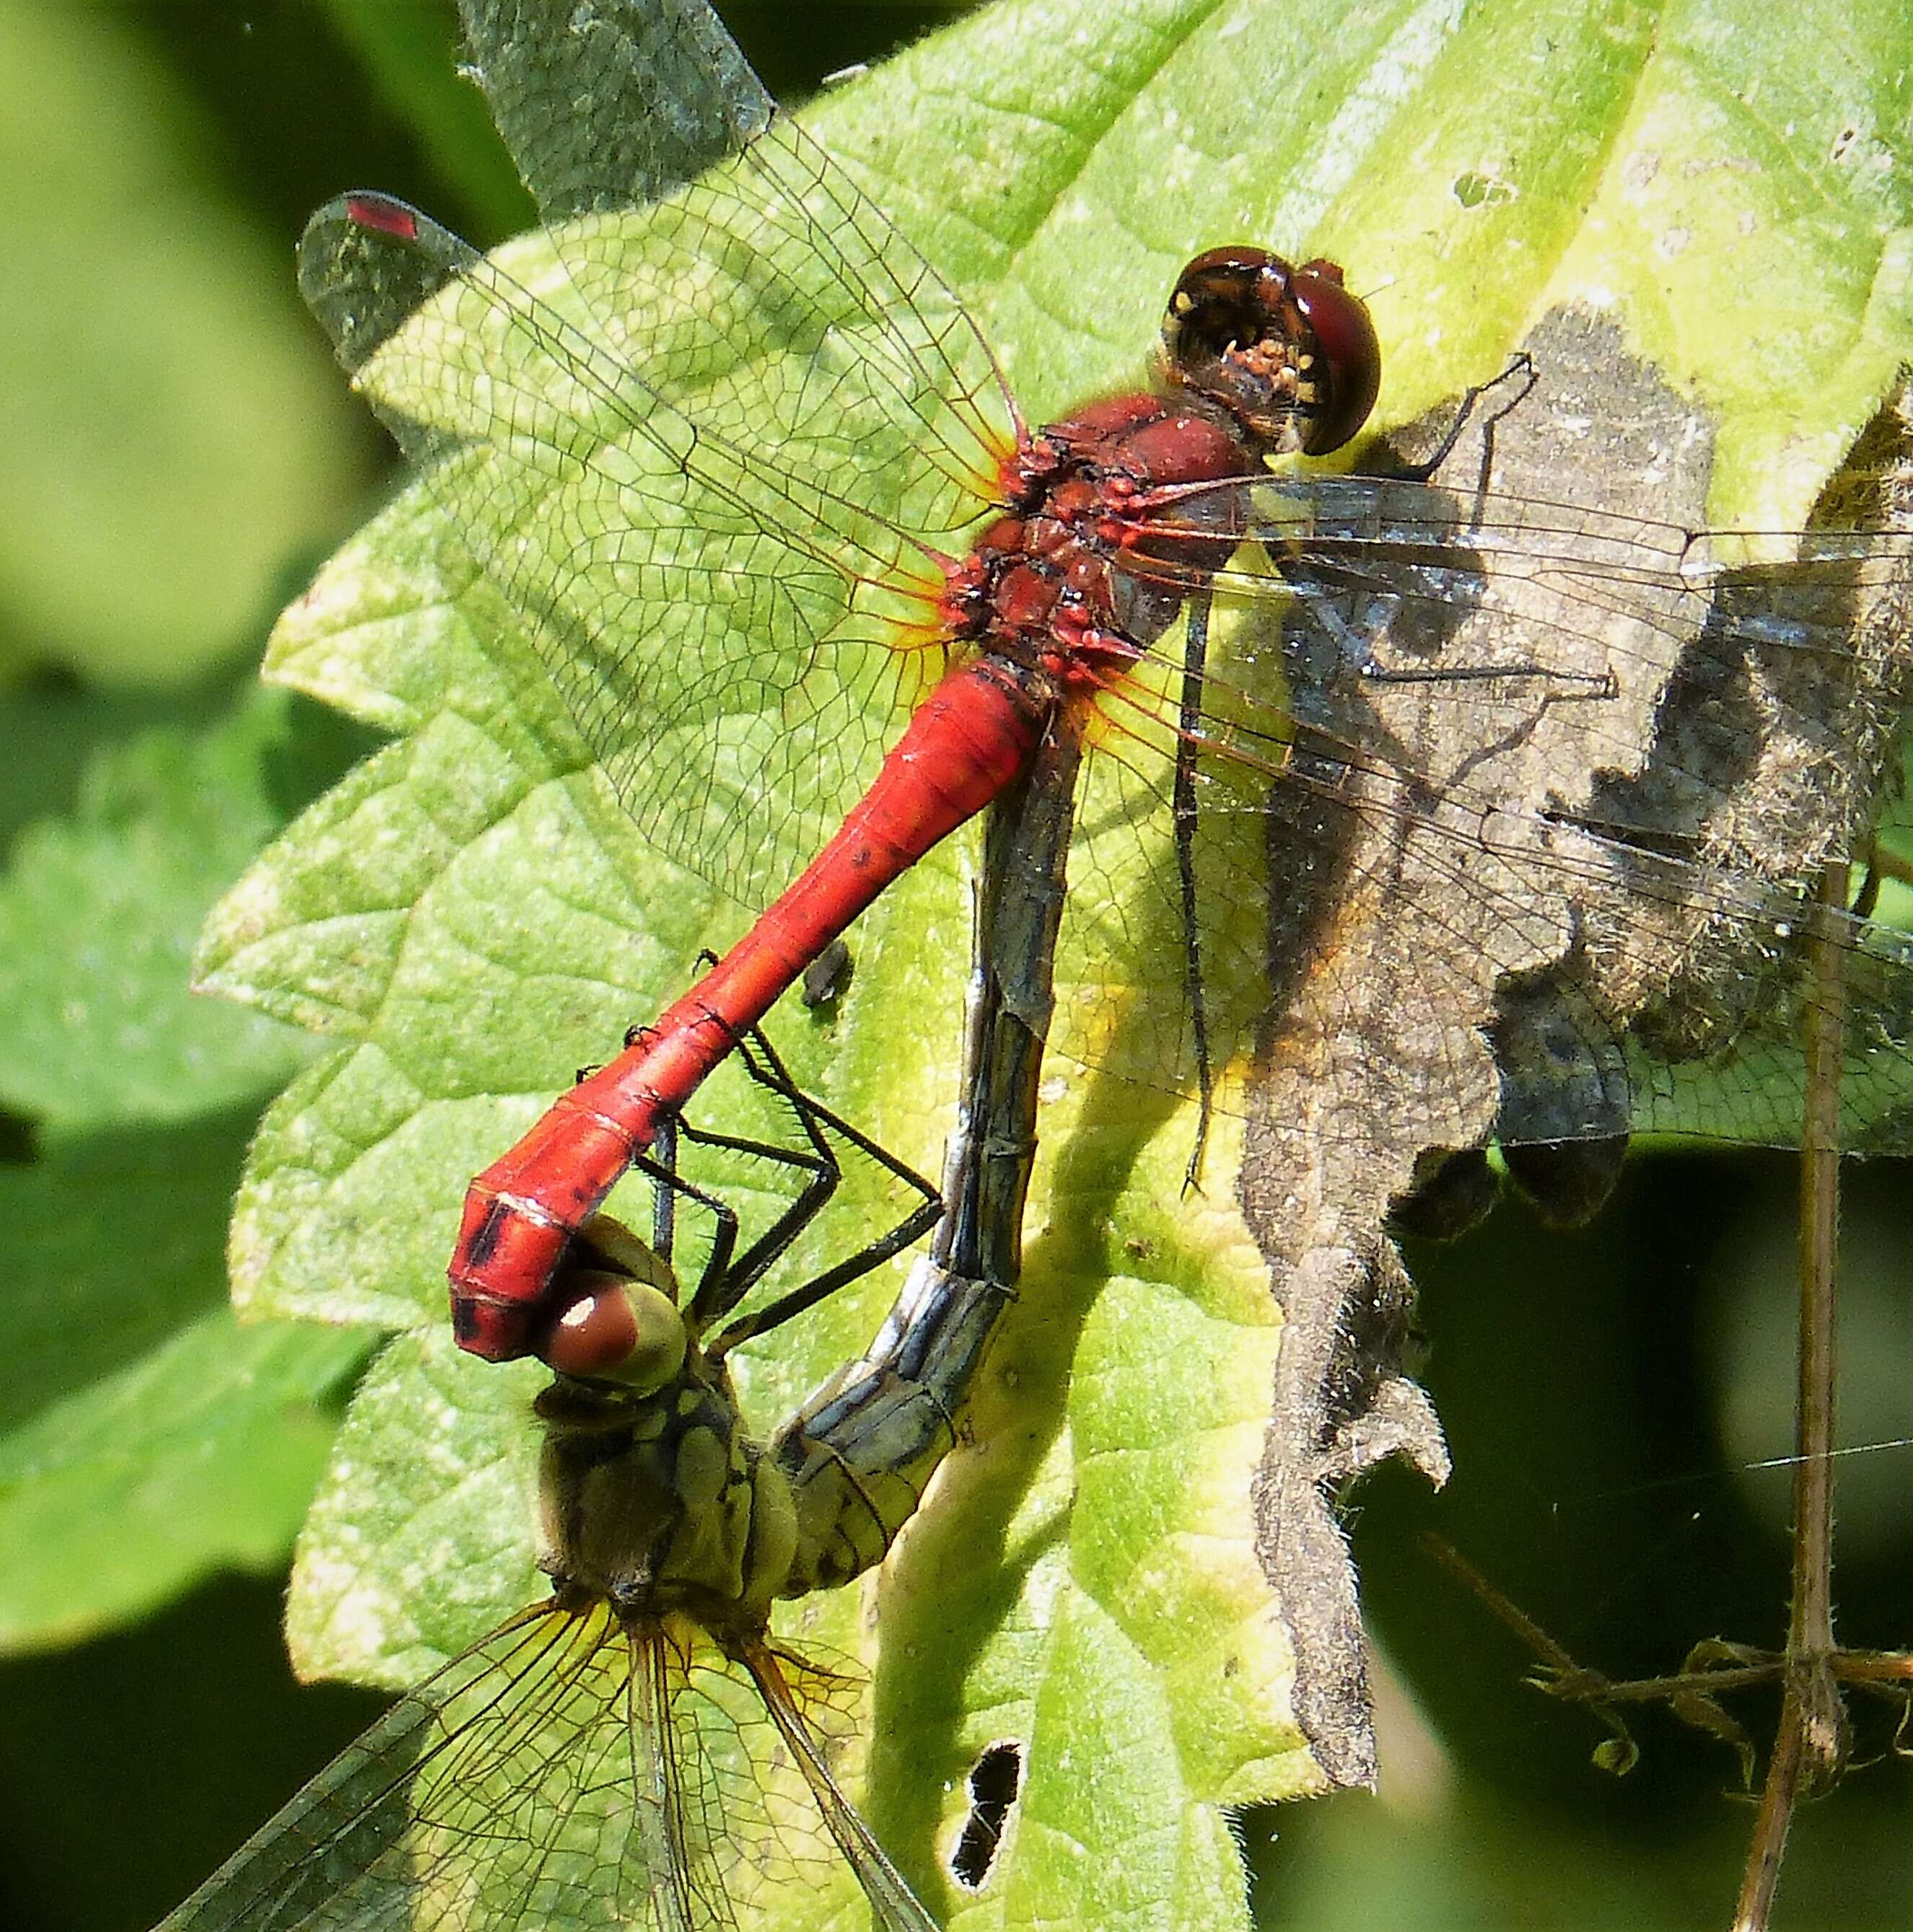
[949,1740,1021,1890]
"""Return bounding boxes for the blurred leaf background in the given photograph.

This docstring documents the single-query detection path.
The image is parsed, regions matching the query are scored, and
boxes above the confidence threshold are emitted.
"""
[0,4,1905,1930]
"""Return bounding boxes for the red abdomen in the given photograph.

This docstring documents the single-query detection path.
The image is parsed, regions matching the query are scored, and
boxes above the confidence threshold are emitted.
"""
[449,655,1047,1360]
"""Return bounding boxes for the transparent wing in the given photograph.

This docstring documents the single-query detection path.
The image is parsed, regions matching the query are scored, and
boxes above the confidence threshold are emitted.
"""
[738,1640,939,1932]
[159,1603,924,1932]
[1034,346,1913,1178]
[159,1606,613,1932]
[294,0,1913,1180]
[297,0,1014,913]
[656,1628,937,1932]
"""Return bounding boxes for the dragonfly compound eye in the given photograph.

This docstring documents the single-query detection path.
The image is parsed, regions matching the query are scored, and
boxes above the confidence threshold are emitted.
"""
[540,1272,689,1389]
[1162,245,1380,457]
[1289,257,1382,456]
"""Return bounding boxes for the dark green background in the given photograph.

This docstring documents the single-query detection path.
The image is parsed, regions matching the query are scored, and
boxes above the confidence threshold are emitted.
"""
[1,5,1906,1930]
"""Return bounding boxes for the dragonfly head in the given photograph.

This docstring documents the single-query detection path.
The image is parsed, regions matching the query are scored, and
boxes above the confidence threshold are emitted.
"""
[1160,247,1380,459]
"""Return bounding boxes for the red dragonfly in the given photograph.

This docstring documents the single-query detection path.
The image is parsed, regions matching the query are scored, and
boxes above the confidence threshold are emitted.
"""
[298,0,1913,1364]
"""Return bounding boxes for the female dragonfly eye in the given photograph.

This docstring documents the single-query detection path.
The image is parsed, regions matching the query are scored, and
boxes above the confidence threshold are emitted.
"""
[540,1266,688,1388]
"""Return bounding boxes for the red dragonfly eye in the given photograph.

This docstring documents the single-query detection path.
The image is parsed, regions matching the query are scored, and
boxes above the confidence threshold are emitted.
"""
[1290,256,1382,456]
[1163,245,1380,456]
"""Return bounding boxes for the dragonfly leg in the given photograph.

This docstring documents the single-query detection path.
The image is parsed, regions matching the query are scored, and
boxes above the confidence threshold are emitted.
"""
[650,1115,678,1264]
[712,1034,944,1350]
[1329,351,1610,690]
[1354,655,1618,693]
[660,1015,940,1346]
[629,1141,743,1303]
[1385,350,1538,485]
[1300,559,1616,694]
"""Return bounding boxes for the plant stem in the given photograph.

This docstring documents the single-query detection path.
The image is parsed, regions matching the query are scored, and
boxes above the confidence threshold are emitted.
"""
[1731,861,1850,1932]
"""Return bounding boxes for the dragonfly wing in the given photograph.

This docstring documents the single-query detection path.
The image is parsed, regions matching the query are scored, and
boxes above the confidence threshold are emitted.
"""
[297,196,478,429]
[634,1628,707,1932]
[1251,467,1913,1162]
[160,1599,921,1932]
[1126,469,1913,851]
[738,1641,941,1932]
[159,1604,794,1932]
[457,0,772,219]
[603,1620,933,1932]
[157,1604,664,1932]
[1082,336,1913,1172]
[295,4,1015,915]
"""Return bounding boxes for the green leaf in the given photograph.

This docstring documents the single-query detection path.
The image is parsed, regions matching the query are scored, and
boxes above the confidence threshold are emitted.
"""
[0,678,375,1648]
[284,1326,544,1691]
[0,1117,371,1653]
[0,686,335,1133]
[0,5,369,685]
[0,682,226,854]
[197,0,1913,1925]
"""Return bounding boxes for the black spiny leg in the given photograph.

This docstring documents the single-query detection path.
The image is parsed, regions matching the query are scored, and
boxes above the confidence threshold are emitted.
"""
[701,1026,940,1357]
[1386,351,1537,486]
